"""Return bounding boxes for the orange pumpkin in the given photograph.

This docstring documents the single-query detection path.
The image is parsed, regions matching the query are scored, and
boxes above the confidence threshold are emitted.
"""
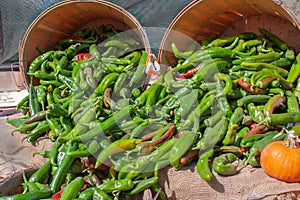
[260,140,300,183]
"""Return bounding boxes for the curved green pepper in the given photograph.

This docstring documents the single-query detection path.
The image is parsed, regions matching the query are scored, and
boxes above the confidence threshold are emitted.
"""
[212,153,239,176]
[196,148,214,181]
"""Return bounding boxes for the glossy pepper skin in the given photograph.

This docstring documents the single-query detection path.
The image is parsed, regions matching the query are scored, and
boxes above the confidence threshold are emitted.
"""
[60,177,84,200]
[196,148,214,181]
[97,179,134,193]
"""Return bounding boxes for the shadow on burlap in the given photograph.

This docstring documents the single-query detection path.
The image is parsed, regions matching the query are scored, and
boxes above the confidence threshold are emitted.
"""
[155,163,300,200]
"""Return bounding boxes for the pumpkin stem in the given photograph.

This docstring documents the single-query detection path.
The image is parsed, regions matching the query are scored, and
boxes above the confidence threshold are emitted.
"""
[284,128,300,148]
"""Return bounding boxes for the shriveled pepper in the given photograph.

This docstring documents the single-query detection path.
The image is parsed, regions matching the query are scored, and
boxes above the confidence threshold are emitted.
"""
[263,94,286,116]
[212,153,239,176]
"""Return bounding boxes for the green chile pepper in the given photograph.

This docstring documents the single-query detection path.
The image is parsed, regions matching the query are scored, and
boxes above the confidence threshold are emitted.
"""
[171,43,193,59]
[89,44,101,60]
[240,133,267,148]
[287,52,300,83]
[93,188,112,200]
[0,190,51,200]
[237,94,271,107]
[169,131,197,168]
[15,121,40,134]
[29,161,52,183]
[127,176,158,195]
[244,131,285,165]
[97,179,134,193]
[95,138,141,168]
[113,72,127,95]
[60,177,84,200]
[203,110,224,127]
[247,103,264,123]
[27,120,51,142]
[47,103,69,117]
[234,127,250,146]
[194,117,228,151]
[266,112,300,126]
[29,84,40,116]
[79,187,95,199]
[215,75,233,118]
[240,62,288,77]
[286,90,299,113]
[45,114,63,140]
[16,95,29,110]
[57,73,78,91]
[6,117,28,128]
[35,85,46,111]
[259,28,288,51]
[50,142,78,193]
[68,139,100,157]
[212,153,239,176]
[28,51,54,75]
[129,50,148,87]
[222,124,239,146]
[196,148,214,181]
[186,47,234,66]
[270,57,292,68]
[95,72,119,95]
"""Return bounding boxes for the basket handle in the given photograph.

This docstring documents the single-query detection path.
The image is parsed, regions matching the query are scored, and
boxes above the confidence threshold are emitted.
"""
[10,62,26,90]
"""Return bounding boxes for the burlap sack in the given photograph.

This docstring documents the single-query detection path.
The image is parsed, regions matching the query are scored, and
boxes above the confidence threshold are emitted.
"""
[156,164,300,200]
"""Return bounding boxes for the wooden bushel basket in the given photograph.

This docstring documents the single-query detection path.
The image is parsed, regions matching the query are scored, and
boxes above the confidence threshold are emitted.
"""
[18,0,150,87]
[157,0,300,199]
[158,0,300,66]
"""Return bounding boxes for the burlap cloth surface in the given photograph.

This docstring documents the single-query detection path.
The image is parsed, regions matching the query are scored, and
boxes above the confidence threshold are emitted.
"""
[155,164,300,200]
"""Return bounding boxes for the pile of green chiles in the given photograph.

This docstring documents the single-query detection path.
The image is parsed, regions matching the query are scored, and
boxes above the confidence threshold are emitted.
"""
[3,26,300,199]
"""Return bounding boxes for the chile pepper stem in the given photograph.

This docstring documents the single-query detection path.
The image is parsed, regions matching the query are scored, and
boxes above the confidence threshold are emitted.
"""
[285,128,300,148]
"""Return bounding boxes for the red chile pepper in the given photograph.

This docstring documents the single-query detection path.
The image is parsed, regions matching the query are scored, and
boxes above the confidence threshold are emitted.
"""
[180,149,199,165]
[139,123,176,154]
[250,123,258,130]
[51,188,64,198]
[243,124,268,138]
[236,78,266,94]
[263,95,286,117]
[75,52,91,61]
[178,67,199,78]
